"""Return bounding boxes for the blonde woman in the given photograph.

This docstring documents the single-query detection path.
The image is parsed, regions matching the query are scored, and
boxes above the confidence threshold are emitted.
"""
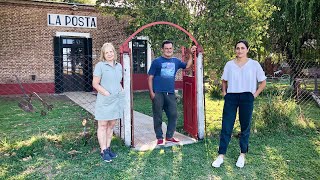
[93,43,124,162]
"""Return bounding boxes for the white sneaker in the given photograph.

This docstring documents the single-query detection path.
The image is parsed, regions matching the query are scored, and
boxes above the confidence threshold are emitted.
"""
[211,156,224,168]
[236,155,245,168]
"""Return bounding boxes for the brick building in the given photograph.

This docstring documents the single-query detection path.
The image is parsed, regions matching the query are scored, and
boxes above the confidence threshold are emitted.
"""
[0,0,131,95]
[0,0,186,95]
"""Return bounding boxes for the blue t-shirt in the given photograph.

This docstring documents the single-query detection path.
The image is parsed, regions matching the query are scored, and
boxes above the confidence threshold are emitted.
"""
[148,56,187,93]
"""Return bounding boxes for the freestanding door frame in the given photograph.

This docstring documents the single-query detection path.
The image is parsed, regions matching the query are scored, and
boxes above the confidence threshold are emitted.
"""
[119,21,205,147]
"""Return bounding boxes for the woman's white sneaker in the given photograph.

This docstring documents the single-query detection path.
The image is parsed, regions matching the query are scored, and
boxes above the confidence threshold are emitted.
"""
[236,155,245,168]
[211,156,224,168]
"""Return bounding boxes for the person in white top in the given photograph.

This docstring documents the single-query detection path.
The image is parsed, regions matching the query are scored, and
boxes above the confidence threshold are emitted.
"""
[212,40,267,168]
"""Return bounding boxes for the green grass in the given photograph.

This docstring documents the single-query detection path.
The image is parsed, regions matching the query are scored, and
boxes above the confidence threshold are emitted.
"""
[133,91,185,133]
[0,93,319,179]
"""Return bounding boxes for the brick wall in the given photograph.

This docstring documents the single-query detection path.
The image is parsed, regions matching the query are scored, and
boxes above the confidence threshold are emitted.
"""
[0,0,129,84]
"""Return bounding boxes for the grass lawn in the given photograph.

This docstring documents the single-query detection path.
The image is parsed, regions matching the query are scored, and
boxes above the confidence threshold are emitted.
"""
[133,91,187,134]
[0,93,319,179]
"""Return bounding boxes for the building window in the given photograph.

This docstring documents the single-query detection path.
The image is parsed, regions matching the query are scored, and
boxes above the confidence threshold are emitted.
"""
[132,39,147,74]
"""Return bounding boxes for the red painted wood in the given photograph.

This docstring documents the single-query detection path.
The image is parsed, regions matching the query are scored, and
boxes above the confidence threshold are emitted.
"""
[132,74,148,90]
[120,21,203,54]
[175,81,183,90]
[0,83,55,95]
[183,76,198,138]
[132,75,182,91]
[181,45,198,139]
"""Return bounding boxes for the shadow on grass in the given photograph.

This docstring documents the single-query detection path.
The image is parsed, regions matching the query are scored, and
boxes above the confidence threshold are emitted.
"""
[204,94,320,179]
[0,94,319,179]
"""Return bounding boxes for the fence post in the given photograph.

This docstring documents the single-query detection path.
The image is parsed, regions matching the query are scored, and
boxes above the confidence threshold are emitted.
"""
[196,52,205,139]
[123,53,132,146]
[314,73,318,95]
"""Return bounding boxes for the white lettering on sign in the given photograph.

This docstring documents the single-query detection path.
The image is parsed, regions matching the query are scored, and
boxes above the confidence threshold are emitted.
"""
[48,14,97,28]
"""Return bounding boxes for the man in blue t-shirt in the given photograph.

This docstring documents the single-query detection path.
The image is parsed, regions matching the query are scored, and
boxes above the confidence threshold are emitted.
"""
[148,40,196,145]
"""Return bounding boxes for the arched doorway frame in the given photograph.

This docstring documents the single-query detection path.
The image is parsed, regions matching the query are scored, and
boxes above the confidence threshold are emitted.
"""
[120,21,205,147]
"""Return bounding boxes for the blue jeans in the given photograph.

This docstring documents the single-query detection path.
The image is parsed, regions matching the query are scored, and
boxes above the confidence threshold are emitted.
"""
[152,92,177,139]
[218,92,254,154]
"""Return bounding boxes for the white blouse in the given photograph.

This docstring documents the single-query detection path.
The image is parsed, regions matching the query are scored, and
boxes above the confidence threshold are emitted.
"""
[221,58,266,94]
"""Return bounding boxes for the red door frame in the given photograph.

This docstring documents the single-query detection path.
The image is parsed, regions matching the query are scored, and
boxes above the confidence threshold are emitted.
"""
[120,21,203,54]
[120,21,203,145]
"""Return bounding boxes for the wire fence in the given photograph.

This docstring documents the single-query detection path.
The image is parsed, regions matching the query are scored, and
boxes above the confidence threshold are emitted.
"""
[1,56,319,146]
[263,59,319,105]
[205,57,320,130]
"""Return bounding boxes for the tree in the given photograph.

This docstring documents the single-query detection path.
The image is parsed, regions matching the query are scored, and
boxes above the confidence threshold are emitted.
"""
[267,0,320,60]
[192,0,276,77]
[96,0,276,61]
[266,0,320,79]
[42,0,96,5]
[96,0,194,55]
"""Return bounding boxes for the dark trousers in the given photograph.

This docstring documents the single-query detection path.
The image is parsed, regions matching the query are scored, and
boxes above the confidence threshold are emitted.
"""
[218,92,254,154]
[152,92,177,139]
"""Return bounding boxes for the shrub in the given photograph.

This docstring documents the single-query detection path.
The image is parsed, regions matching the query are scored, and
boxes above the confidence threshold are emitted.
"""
[253,96,297,134]
[209,84,223,99]
[261,83,295,99]
[206,78,223,99]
